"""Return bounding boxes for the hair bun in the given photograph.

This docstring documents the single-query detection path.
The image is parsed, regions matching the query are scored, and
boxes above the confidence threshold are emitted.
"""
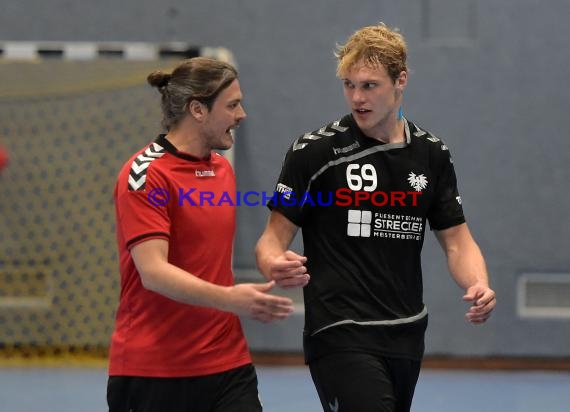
[147,71,172,88]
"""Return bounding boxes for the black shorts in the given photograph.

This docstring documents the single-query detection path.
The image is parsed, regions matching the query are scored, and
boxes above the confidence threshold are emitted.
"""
[107,363,262,412]
[309,352,421,412]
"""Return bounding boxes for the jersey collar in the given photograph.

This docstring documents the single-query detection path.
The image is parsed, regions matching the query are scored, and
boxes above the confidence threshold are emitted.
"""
[154,134,212,162]
[347,115,411,148]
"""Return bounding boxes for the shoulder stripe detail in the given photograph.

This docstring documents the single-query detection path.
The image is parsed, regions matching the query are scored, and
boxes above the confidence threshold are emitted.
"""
[316,127,335,137]
[311,305,428,336]
[292,139,308,151]
[413,127,427,137]
[330,120,348,132]
[292,119,344,152]
[128,142,166,191]
[409,121,441,144]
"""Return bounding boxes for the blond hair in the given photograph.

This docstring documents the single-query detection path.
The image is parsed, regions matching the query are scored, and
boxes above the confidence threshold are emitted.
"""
[335,22,407,82]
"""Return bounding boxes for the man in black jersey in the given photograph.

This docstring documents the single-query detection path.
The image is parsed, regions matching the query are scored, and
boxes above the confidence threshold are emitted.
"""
[256,22,496,412]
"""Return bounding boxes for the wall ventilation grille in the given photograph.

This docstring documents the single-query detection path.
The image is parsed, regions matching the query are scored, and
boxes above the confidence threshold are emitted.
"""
[517,273,570,319]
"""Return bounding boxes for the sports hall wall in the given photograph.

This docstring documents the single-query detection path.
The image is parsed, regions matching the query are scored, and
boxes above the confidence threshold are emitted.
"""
[1,1,569,358]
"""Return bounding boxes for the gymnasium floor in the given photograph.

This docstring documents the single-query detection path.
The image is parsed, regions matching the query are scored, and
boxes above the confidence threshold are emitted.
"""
[1,365,569,411]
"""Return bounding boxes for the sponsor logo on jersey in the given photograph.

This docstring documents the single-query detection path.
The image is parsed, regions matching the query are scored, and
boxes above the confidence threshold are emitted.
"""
[276,183,294,200]
[407,172,428,192]
[347,209,372,237]
[333,141,360,155]
[195,169,215,177]
[347,209,423,240]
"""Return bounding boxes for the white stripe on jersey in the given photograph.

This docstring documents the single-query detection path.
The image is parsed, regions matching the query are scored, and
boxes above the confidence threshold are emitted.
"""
[311,305,428,336]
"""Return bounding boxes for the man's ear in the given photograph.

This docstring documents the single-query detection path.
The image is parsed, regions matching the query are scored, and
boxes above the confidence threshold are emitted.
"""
[188,100,207,120]
[396,70,408,91]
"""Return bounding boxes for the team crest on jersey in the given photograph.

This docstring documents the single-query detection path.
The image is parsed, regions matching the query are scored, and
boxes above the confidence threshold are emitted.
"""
[407,172,428,192]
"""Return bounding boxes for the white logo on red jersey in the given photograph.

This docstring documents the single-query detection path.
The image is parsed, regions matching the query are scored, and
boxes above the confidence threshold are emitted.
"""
[195,170,215,177]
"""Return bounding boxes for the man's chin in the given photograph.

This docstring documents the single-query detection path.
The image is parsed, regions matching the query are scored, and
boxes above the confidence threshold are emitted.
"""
[215,140,233,152]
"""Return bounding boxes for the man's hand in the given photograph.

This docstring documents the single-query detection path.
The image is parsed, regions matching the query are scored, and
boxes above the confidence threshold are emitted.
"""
[268,250,310,288]
[227,281,295,323]
[463,284,496,324]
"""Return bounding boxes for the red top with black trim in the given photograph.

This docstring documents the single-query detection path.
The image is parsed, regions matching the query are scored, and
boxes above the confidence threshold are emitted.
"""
[108,135,251,377]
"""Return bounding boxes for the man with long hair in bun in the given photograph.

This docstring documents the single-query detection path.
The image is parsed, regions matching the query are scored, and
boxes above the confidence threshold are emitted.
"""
[256,23,496,411]
[107,57,294,411]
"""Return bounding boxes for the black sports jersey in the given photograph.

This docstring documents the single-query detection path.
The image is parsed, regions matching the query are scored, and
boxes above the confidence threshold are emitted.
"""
[269,114,465,361]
